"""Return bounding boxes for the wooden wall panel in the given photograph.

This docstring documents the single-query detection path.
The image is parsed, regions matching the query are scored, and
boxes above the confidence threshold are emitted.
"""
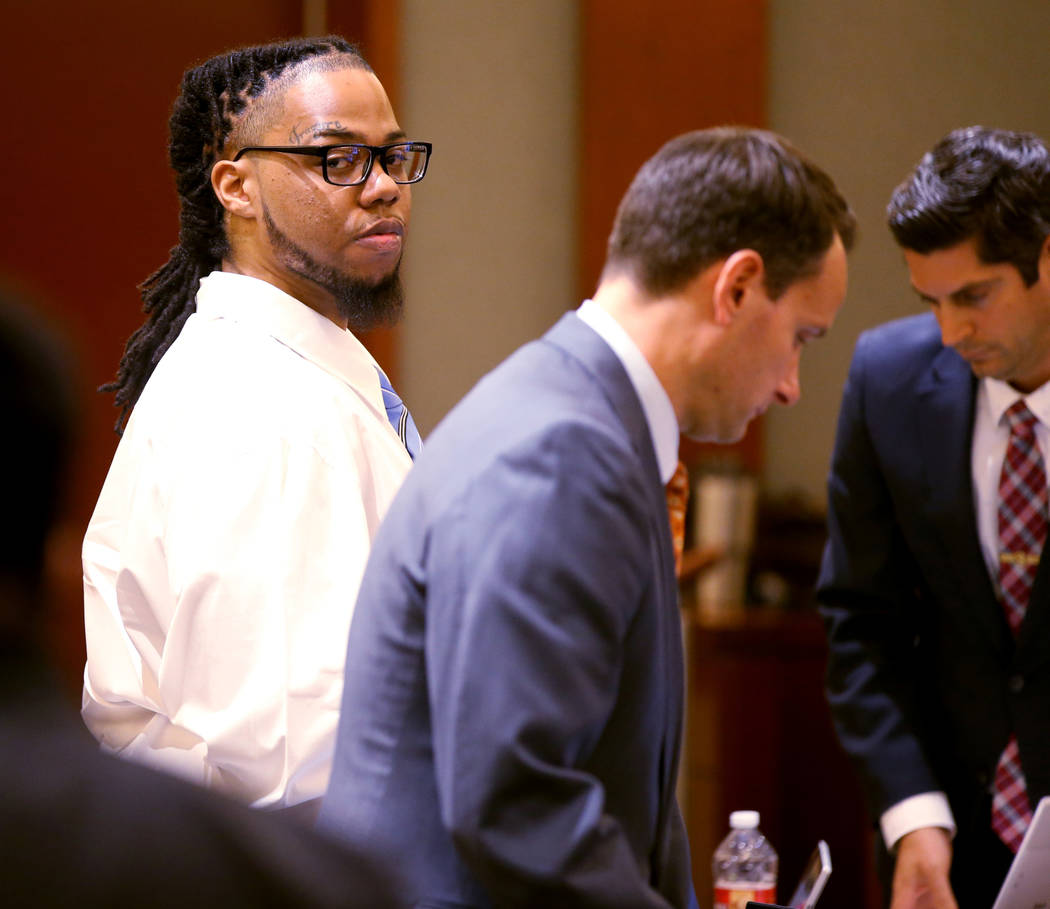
[580,0,766,472]
[580,0,766,298]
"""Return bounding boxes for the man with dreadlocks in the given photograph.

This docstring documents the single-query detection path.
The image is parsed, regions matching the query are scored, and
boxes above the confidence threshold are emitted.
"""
[81,36,431,821]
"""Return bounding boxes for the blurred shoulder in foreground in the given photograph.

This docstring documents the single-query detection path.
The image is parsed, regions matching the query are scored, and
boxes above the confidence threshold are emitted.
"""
[0,287,397,908]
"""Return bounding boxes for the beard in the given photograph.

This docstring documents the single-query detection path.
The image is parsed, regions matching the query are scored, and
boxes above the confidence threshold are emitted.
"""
[263,207,404,331]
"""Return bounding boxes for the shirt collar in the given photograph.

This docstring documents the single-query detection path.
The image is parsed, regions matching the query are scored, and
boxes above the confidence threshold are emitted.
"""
[982,375,1050,429]
[195,272,383,406]
[576,299,679,483]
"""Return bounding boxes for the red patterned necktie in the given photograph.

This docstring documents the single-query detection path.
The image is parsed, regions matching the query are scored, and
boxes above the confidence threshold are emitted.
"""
[666,460,689,578]
[992,400,1045,852]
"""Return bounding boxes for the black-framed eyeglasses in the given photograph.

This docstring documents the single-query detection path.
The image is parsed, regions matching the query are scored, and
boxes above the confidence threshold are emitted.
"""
[232,141,432,186]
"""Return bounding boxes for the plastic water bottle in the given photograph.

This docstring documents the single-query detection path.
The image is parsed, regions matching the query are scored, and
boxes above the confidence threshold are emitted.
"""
[712,810,778,908]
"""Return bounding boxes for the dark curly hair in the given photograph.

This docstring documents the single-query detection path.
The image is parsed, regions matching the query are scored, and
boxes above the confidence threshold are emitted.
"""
[103,35,371,432]
[888,126,1050,287]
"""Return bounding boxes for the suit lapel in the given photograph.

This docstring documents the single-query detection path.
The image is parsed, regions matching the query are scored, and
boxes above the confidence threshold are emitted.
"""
[917,347,1011,659]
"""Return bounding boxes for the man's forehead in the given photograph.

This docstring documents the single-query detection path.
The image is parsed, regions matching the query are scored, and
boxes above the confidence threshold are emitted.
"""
[904,240,1000,295]
[276,67,385,116]
[262,67,397,141]
[226,62,370,151]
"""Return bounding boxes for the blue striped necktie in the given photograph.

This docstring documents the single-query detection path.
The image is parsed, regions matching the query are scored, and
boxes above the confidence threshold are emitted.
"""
[376,367,422,459]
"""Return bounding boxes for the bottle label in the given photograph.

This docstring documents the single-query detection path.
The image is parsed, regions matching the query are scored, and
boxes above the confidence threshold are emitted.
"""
[713,883,776,909]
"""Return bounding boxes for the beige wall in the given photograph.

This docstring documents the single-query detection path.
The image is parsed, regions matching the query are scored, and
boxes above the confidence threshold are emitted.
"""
[399,0,580,435]
[399,2,1050,503]
[765,0,1050,504]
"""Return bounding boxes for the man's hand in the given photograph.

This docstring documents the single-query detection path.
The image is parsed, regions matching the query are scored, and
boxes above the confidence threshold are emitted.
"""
[889,827,958,909]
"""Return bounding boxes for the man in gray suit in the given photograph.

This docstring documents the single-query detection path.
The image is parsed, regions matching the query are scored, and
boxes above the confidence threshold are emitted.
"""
[318,127,855,909]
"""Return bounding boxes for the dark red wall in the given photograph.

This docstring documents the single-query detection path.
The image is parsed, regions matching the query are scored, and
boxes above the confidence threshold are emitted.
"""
[580,0,766,472]
[0,1,381,695]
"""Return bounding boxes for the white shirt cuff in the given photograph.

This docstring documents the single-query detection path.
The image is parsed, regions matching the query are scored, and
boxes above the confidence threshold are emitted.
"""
[880,792,957,851]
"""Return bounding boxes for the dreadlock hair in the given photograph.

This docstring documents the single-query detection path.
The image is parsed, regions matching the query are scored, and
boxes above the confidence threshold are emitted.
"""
[103,35,371,432]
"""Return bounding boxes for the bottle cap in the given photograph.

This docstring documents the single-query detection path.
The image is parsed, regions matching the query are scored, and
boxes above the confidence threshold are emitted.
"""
[729,810,760,828]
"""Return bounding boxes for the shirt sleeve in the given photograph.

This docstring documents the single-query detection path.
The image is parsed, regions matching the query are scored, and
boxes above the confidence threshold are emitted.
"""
[880,792,957,850]
[83,415,392,810]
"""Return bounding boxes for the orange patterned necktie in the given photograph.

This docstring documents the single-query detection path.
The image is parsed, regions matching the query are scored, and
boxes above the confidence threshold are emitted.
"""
[666,460,690,577]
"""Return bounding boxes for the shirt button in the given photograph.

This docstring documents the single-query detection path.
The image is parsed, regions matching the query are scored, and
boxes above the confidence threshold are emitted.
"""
[1008,674,1025,694]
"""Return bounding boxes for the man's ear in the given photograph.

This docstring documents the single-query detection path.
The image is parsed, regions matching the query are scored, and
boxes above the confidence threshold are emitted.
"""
[211,159,258,220]
[711,249,765,326]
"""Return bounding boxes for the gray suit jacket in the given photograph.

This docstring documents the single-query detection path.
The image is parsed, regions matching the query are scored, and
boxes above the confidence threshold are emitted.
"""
[319,313,696,908]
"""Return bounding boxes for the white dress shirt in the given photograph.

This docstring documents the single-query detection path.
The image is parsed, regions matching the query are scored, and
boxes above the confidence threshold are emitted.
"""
[577,300,679,483]
[972,378,1050,580]
[881,376,1050,849]
[82,271,412,812]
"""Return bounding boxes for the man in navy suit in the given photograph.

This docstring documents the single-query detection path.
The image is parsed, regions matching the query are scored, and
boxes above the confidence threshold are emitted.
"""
[319,127,855,909]
[819,127,1050,909]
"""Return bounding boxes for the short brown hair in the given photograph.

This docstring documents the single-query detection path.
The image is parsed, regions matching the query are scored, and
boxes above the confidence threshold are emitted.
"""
[604,127,855,298]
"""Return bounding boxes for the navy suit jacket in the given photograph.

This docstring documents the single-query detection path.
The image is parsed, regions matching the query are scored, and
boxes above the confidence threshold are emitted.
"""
[319,313,696,909]
[817,313,1050,837]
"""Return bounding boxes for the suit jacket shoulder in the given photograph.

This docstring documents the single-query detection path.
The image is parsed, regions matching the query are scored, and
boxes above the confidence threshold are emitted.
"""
[853,312,950,395]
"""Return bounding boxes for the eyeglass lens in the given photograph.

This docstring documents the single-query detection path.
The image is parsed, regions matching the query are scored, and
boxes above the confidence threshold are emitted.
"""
[325,144,429,185]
